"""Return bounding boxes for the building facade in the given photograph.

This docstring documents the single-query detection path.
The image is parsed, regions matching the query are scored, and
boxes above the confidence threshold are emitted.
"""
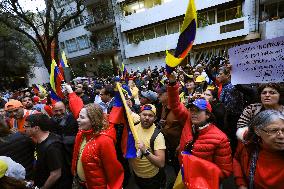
[56,0,284,74]
[116,0,283,71]
[55,0,95,76]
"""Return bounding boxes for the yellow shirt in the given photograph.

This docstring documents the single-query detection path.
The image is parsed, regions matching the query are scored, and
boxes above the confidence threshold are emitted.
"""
[129,124,166,178]
[77,137,87,181]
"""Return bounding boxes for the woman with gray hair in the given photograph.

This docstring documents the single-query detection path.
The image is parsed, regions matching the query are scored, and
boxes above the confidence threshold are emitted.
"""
[234,110,284,189]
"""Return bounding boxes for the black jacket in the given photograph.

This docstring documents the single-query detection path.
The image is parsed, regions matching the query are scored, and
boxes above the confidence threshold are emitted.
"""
[0,132,34,179]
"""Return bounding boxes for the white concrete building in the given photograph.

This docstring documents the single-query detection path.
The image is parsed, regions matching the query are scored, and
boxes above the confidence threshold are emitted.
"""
[55,0,95,76]
[115,0,282,70]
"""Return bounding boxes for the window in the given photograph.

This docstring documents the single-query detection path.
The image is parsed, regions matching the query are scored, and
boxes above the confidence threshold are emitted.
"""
[279,2,284,18]
[64,21,72,30]
[133,29,144,42]
[262,2,284,21]
[208,10,216,24]
[144,27,155,40]
[226,7,238,21]
[197,10,216,27]
[60,42,65,49]
[127,32,134,44]
[217,10,225,23]
[74,15,84,26]
[155,23,167,37]
[220,21,244,33]
[77,35,90,50]
[66,38,78,53]
[217,6,242,23]
[167,20,180,34]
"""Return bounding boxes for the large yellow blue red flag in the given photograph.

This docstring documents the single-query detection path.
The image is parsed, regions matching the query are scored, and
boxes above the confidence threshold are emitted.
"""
[165,0,197,73]
[50,59,57,92]
[109,82,138,158]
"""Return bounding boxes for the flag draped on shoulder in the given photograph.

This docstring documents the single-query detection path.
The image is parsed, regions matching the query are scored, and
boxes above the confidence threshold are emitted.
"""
[165,0,197,73]
[109,82,138,159]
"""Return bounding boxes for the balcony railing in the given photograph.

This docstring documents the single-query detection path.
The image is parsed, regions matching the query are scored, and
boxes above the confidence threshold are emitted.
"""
[92,38,119,54]
[85,12,115,31]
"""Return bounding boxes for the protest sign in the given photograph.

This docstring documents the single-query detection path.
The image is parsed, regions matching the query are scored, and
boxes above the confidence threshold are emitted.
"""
[228,36,284,85]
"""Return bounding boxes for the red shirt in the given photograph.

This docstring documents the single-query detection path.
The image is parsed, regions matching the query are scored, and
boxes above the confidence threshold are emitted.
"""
[234,142,284,189]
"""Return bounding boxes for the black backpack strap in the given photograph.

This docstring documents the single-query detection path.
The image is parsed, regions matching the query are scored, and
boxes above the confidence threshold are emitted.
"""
[150,127,161,152]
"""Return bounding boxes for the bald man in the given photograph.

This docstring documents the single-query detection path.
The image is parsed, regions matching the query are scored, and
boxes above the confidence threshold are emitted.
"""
[50,101,78,167]
[50,101,78,137]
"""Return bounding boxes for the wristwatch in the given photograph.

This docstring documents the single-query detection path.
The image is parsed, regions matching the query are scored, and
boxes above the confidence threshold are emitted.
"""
[143,149,151,156]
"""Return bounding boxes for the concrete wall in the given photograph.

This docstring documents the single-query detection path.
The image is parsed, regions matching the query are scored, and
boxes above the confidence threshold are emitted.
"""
[120,0,235,32]
[260,18,284,40]
[124,17,249,58]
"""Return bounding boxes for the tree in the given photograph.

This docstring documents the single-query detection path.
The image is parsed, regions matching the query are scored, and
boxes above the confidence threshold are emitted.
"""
[0,22,35,89]
[0,0,85,72]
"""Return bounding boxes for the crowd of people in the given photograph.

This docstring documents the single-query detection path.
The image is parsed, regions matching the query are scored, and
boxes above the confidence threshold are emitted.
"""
[0,58,283,189]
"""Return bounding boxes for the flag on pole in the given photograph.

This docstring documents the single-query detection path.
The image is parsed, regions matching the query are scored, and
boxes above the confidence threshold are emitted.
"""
[50,59,64,99]
[109,82,138,158]
[32,84,39,95]
[165,0,197,73]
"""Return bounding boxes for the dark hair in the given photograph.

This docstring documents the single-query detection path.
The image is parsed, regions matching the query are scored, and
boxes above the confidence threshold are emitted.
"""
[0,176,28,189]
[104,85,115,97]
[25,113,51,131]
[0,118,11,137]
[257,83,281,95]
[206,110,216,124]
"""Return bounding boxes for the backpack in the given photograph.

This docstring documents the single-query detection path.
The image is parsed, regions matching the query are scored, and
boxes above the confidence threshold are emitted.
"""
[149,126,166,188]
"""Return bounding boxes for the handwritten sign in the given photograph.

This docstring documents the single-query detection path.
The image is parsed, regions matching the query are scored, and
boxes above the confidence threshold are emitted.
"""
[228,36,284,85]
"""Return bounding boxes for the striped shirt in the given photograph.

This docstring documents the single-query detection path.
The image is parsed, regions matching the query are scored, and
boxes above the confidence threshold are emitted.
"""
[236,103,284,140]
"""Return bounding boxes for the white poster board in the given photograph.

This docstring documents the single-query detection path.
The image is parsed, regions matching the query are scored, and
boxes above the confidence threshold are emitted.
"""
[228,36,284,85]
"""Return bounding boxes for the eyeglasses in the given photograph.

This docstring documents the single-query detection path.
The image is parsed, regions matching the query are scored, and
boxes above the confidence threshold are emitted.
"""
[260,128,284,136]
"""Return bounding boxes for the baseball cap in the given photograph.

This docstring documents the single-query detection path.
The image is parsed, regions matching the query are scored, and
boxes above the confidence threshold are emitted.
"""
[156,85,167,94]
[0,160,8,179]
[189,99,212,112]
[195,75,206,83]
[141,91,158,102]
[141,104,156,116]
[4,100,23,111]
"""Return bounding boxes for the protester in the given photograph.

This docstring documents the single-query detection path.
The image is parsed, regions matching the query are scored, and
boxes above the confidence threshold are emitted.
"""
[237,83,284,141]
[24,113,72,189]
[65,84,124,189]
[129,104,166,189]
[157,85,183,175]
[167,74,233,180]
[99,85,115,114]
[75,83,91,105]
[139,90,158,106]
[5,100,37,132]
[21,96,34,110]
[0,118,34,179]
[234,110,284,189]
[0,160,30,189]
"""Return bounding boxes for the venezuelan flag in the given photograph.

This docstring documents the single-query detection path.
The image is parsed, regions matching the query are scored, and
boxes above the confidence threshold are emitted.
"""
[32,84,39,95]
[59,51,69,78]
[109,82,138,159]
[120,63,127,80]
[165,0,197,73]
[50,59,64,99]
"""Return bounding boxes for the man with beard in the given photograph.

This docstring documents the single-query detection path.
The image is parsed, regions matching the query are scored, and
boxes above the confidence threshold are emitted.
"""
[21,96,34,110]
[5,100,38,132]
[130,104,166,189]
[50,101,78,166]
[74,83,91,105]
